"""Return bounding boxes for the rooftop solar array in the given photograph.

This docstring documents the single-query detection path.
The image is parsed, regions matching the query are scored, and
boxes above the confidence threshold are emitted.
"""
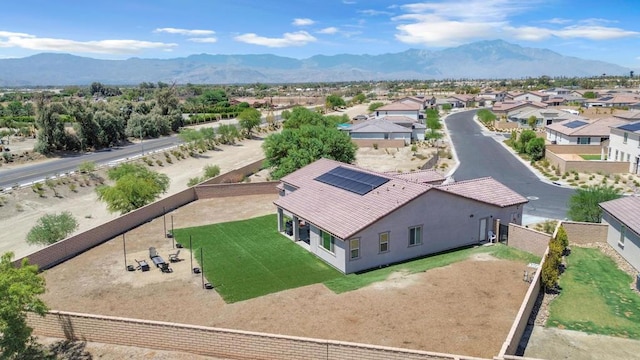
[563,120,588,129]
[315,166,390,195]
[619,122,640,132]
[599,96,614,101]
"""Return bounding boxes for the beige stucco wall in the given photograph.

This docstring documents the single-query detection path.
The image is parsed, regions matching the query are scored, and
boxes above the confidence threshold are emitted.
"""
[506,224,550,257]
[561,221,608,245]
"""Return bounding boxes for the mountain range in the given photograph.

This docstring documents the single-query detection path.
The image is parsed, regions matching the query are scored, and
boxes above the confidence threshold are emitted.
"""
[0,40,631,86]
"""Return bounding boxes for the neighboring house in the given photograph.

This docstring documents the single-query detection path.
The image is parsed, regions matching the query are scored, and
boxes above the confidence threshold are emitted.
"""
[375,102,422,121]
[613,110,640,121]
[274,158,527,274]
[440,94,475,108]
[493,101,547,117]
[600,196,640,272]
[347,118,412,145]
[398,96,436,109]
[585,94,640,108]
[607,121,640,174]
[545,117,625,146]
[379,115,426,142]
[543,88,571,96]
[476,90,507,107]
[513,91,550,103]
[508,108,584,128]
[383,169,446,185]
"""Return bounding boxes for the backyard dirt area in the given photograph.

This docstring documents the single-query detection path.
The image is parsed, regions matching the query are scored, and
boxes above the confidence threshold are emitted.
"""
[40,195,530,359]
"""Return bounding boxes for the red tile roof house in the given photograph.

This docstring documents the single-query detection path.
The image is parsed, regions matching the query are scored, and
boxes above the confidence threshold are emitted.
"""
[545,117,626,146]
[374,101,422,121]
[274,158,528,274]
[600,196,640,273]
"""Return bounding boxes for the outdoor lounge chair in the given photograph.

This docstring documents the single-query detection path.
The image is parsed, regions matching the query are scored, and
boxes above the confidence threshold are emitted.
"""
[160,263,173,273]
[488,231,497,243]
[169,249,182,263]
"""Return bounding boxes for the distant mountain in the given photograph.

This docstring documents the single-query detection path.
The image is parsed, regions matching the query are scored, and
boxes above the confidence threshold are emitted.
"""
[0,40,630,86]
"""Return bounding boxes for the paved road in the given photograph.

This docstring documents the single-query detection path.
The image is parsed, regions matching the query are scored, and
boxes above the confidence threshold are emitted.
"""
[445,110,574,220]
[0,136,181,189]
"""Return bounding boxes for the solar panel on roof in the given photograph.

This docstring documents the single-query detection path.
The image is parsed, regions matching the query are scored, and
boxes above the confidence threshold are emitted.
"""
[599,96,613,101]
[619,122,640,132]
[563,120,588,129]
[315,166,390,195]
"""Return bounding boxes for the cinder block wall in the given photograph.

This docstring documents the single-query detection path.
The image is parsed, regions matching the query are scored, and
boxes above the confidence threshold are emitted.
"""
[195,182,279,199]
[351,139,406,148]
[561,221,608,245]
[27,311,480,360]
[507,224,550,257]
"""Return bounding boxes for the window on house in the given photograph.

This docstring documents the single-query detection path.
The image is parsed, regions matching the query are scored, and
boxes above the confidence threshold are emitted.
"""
[408,226,422,246]
[608,147,612,159]
[620,226,626,246]
[577,137,591,145]
[379,232,389,253]
[321,231,335,253]
[615,150,619,160]
[624,132,628,144]
[627,154,631,162]
[349,239,360,259]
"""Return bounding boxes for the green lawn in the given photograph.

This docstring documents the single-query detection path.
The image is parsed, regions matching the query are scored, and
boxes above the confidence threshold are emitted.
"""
[579,154,601,160]
[174,214,540,303]
[547,247,640,339]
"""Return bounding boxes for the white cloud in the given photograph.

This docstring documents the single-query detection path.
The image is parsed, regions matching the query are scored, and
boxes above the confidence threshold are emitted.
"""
[358,9,393,16]
[544,18,571,25]
[342,0,356,4]
[0,30,34,38]
[0,35,176,54]
[393,0,639,47]
[318,27,339,35]
[187,37,218,43]
[507,25,639,41]
[234,31,316,48]
[154,27,215,36]
[292,18,315,26]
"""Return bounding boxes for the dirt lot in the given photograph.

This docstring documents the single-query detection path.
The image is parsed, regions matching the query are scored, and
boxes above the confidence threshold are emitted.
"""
[41,194,530,358]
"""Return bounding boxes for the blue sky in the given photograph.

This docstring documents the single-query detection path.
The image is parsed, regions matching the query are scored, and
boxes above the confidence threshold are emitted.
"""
[1,0,639,68]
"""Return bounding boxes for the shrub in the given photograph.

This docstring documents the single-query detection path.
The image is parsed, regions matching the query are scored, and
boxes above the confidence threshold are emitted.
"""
[556,226,569,249]
[156,159,163,166]
[541,255,559,292]
[203,164,221,179]
[187,177,202,187]
[372,143,378,150]
[78,161,96,173]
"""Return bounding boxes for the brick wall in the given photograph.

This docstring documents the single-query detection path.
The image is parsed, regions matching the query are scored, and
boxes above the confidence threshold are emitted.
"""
[201,158,266,185]
[494,122,519,130]
[545,149,628,174]
[351,139,406,148]
[561,221,608,245]
[195,182,279,199]
[507,224,551,257]
[13,188,196,270]
[28,311,484,360]
[546,144,601,154]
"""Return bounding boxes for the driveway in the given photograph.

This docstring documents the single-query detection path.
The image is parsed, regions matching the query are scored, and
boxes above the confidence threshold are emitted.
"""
[445,110,574,220]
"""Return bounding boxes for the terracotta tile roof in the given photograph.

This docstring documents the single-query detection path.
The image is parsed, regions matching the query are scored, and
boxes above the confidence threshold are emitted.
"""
[349,118,411,134]
[545,117,626,136]
[379,116,418,124]
[275,160,527,239]
[377,102,422,111]
[386,169,446,185]
[600,196,640,236]
[613,110,640,120]
[493,101,547,112]
[434,177,528,208]
[275,159,429,239]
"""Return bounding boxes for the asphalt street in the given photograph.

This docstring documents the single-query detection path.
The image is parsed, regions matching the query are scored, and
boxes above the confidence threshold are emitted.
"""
[445,110,574,220]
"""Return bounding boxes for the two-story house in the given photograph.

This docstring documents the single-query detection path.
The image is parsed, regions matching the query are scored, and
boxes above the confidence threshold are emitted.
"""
[608,121,640,174]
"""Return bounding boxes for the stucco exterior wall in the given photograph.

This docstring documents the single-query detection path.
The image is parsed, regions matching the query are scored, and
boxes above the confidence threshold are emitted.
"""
[351,139,406,148]
[608,128,640,173]
[375,110,419,120]
[342,189,524,274]
[308,224,347,273]
[602,212,640,273]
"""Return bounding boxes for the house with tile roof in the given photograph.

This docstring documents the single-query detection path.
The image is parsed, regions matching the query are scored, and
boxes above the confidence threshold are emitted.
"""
[600,196,640,272]
[513,91,550,103]
[348,118,412,145]
[492,101,547,117]
[545,117,625,146]
[274,158,528,274]
[585,94,640,108]
[607,121,640,174]
[375,102,422,121]
[509,108,585,128]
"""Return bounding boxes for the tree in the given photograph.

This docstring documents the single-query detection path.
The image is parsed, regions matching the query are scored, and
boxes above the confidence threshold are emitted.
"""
[368,102,384,112]
[325,94,346,110]
[216,124,240,144]
[583,91,597,99]
[238,108,262,138]
[263,124,357,179]
[567,185,622,223]
[525,137,546,161]
[527,115,538,130]
[517,129,537,153]
[96,163,170,214]
[476,109,496,126]
[0,252,48,358]
[26,212,79,245]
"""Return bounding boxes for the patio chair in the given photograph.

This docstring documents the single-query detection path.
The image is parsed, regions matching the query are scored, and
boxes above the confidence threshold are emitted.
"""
[169,249,182,263]
[160,263,173,273]
[488,231,497,243]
